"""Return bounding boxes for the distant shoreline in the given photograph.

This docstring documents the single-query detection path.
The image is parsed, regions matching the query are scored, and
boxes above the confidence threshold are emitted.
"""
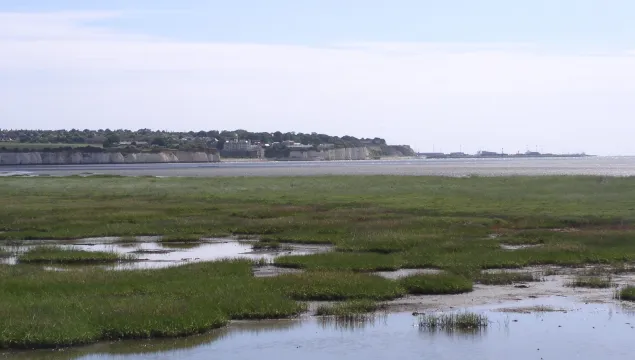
[418,154,592,160]
[221,155,593,162]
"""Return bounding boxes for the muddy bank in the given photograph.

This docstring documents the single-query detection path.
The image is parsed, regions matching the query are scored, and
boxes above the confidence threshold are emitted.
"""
[380,271,635,314]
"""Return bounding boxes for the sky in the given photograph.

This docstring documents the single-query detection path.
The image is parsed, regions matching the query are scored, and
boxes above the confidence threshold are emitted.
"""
[1,1,634,155]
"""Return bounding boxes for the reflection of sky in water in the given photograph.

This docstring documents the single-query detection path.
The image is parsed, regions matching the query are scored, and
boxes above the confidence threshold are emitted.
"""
[0,240,327,270]
[7,297,635,360]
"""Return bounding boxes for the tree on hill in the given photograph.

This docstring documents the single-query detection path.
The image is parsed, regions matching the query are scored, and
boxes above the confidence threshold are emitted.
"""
[103,134,120,148]
[151,137,168,147]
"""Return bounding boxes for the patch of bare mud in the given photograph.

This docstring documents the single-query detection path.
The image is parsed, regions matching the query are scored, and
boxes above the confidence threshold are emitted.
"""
[550,228,581,233]
[383,271,635,314]
[500,244,543,250]
[495,305,568,314]
[373,268,443,280]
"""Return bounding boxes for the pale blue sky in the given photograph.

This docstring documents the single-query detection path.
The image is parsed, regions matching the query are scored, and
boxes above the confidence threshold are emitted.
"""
[2,0,634,47]
[1,1,634,155]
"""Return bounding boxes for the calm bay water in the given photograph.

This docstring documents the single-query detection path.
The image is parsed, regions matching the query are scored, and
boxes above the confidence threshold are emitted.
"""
[2,157,635,177]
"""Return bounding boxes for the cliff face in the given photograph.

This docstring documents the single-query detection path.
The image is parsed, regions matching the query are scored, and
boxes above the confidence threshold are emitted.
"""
[288,147,371,161]
[0,151,221,165]
[284,145,417,161]
[376,145,416,157]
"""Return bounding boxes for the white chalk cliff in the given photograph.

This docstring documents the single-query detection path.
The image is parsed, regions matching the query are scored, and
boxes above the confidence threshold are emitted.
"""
[0,151,221,165]
[288,147,371,161]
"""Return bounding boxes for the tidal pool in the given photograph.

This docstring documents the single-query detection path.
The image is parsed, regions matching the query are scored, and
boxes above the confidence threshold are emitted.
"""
[0,238,330,270]
[5,297,635,360]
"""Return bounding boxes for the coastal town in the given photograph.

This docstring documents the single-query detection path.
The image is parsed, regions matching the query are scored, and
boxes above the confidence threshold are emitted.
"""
[0,129,416,163]
[1,129,588,164]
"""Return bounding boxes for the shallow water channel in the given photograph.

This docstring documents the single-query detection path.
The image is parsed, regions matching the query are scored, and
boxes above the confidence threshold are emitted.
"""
[0,238,330,270]
[5,296,634,360]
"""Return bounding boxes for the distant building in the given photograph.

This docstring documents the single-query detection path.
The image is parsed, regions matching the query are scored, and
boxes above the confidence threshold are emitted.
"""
[418,152,446,158]
[281,140,313,150]
[318,143,335,150]
[477,151,500,157]
[222,139,264,158]
[224,139,256,152]
[449,152,467,157]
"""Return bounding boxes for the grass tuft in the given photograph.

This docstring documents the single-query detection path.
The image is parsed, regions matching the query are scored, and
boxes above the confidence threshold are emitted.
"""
[316,300,380,316]
[566,275,613,288]
[418,312,488,331]
[17,246,131,264]
[475,271,542,285]
[618,286,635,301]
[399,274,473,295]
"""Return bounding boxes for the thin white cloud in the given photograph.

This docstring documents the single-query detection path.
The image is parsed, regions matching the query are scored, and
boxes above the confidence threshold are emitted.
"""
[1,11,634,155]
[0,11,152,41]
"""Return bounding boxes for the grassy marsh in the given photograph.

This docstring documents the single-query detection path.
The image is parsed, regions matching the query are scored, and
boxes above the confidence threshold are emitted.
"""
[0,260,306,349]
[269,272,404,301]
[399,274,473,295]
[17,246,130,264]
[1,175,635,348]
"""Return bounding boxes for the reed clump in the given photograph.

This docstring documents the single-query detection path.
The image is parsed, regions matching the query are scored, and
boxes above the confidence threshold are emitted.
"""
[418,312,488,331]
[17,246,130,264]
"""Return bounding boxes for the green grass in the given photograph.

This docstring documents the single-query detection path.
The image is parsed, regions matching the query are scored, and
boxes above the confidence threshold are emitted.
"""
[566,275,613,288]
[399,274,473,295]
[17,246,130,264]
[418,312,488,331]
[275,252,404,272]
[1,175,635,348]
[268,272,404,301]
[475,271,542,285]
[316,300,380,316]
[0,261,306,349]
[619,286,635,301]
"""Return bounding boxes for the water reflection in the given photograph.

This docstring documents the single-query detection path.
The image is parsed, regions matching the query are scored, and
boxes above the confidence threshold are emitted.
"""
[3,320,302,360]
[418,327,488,340]
[3,297,635,360]
[159,242,204,250]
[317,313,389,331]
[0,239,331,270]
